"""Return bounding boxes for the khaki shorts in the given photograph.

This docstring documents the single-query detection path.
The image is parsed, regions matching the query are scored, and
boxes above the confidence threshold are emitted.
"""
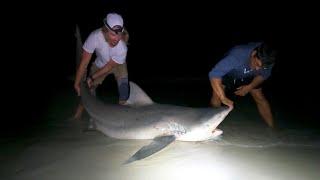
[89,62,128,87]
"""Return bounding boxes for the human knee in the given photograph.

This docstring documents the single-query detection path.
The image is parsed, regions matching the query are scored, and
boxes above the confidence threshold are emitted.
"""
[251,90,267,104]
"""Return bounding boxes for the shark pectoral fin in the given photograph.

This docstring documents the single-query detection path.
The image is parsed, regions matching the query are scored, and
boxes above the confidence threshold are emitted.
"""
[124,135,176,164]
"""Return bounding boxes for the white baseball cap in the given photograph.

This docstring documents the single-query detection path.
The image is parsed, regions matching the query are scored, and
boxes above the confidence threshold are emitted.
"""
[103,13,124,34]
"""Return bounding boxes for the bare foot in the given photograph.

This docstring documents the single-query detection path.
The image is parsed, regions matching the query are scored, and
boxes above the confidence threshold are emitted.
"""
[118,100,127,105]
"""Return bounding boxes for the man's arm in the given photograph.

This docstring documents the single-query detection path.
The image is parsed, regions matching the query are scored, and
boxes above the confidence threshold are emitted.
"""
[74,49,92,96]
[208,52,239,108]
[210,78,225,100]
[90,59,118,80]
[210,78,234,108]
[87,59,118,88]
[234,75,265,96]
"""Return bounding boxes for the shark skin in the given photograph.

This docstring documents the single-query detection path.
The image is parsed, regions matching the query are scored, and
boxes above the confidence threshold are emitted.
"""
[80,81,232,164]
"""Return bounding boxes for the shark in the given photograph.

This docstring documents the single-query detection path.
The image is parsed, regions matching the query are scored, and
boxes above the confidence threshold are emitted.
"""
[75,25,232,164]
[80,81,232,164]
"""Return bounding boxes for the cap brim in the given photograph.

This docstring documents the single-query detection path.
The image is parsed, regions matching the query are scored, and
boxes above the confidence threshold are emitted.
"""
[103,20,124,34]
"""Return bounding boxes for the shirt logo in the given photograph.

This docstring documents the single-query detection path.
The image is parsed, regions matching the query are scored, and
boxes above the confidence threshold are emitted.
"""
[243,68,252,74]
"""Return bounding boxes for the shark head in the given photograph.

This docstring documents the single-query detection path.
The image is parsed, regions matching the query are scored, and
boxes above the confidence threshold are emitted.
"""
[178,106,233,141]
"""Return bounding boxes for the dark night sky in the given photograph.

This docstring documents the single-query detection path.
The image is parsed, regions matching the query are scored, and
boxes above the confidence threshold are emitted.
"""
[4,1,320,135]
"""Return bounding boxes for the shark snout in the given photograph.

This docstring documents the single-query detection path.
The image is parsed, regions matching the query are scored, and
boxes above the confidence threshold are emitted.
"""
[218,106,233,118]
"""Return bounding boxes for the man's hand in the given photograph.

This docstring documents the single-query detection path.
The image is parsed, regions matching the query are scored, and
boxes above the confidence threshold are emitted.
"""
[221,97,234,108]
[234,85,251,96]
[87,77,94,88]
[74,83,81,96]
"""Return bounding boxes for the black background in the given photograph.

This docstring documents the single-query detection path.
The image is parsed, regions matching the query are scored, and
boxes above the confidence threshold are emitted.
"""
[4,0,319,136]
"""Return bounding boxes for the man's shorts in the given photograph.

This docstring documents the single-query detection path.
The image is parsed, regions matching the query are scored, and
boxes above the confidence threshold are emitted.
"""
[222,76,263,93]
[88,62,129,101]
[89,63,128,87]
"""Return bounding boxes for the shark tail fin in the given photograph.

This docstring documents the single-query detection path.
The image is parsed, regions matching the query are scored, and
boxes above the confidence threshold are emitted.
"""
[67,24,83,82]
[75,24,83,71]
[123,135,176,164]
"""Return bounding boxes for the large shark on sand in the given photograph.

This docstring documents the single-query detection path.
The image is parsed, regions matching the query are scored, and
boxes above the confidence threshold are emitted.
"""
[75,25,233,164]
[80,82,232,163]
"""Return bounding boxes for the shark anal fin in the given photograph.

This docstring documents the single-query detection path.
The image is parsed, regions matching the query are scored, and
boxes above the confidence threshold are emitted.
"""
[124,135,176,164]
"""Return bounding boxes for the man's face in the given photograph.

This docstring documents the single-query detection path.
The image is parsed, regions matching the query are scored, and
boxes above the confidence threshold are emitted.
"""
[105,30,122,47]
[250,51,263,70]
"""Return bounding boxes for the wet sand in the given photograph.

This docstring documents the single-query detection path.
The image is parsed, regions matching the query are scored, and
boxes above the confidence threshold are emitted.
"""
[1,81,319,180]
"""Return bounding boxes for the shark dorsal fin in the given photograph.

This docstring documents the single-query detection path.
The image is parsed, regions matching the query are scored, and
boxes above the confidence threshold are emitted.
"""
[125,81,154,106]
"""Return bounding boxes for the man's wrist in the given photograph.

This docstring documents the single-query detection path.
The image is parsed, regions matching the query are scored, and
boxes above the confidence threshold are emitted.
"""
[247,83,255,90]
[89,75,94,81]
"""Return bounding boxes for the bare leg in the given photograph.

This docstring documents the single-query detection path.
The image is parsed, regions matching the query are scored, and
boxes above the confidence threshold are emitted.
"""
[73,103,84,120]
[250,88,274,128]
[113,63,129,105]
[117,78,129,104]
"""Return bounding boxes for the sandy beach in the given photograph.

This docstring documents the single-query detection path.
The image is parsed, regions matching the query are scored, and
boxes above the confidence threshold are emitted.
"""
[1,81,319,180]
